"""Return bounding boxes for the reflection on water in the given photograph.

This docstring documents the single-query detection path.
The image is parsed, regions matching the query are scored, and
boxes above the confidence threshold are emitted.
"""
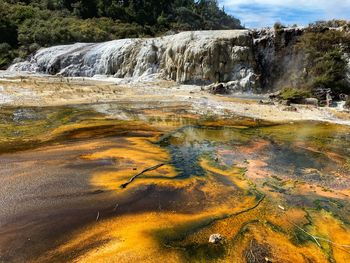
[0,103,349,262]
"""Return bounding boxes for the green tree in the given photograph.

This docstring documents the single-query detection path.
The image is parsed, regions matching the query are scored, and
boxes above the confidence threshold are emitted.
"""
[0,0,243,68]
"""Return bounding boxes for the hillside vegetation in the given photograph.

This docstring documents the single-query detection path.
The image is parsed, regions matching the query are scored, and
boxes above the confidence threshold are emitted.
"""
[0,0,242,68]
[274,21,350,101]
[298,25,350,98]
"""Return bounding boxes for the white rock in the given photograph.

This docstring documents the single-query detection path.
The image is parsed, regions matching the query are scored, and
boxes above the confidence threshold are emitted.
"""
[8,30,257,90]
[209,233,223,244]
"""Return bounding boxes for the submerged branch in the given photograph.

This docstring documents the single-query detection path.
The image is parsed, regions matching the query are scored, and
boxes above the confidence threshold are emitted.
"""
[207,194,266,228]
[120,163,165,189]
[230,195,266,218]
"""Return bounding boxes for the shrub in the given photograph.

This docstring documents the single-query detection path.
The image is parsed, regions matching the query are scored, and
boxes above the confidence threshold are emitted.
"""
[309,20,348,29]
[29,43,41,53]
[280,87,311,102]
[296,29,350,97]
[274,22,285,31]
[0,43,14,68]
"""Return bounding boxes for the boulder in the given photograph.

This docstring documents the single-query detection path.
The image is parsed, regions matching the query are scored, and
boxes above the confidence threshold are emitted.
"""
[300,98,318,106]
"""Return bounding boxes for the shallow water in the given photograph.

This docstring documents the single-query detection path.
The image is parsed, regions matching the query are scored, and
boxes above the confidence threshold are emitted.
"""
[0,103,349,262]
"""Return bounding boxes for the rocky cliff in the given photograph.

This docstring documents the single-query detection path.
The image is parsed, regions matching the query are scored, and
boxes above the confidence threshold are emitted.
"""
[9,31,259,90]
[6,28,313,92]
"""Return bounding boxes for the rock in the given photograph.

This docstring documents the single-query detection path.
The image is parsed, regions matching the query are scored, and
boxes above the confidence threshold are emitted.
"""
[259,99,274,105]
[280,100,291,106]
[8,27,350,96]
[207,74,258,94]
[8,30,258,90]
[268,91,281,100]
[339,93,348,101]
[209,233,223,244]
[163,30,177,36]
[208,83,229,95]
[282,106,297,112]
[12,57,24,64]
[300,98,318,106]
[253,27,304,92]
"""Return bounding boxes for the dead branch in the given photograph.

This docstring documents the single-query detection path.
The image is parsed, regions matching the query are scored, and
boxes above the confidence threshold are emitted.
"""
[286,218,321,247]
[120,163,165,189]
[230,195,266,218]
[281,208,350,253]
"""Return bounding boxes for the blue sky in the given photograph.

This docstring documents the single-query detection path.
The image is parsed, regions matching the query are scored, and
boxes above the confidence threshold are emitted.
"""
[219,0,350,28]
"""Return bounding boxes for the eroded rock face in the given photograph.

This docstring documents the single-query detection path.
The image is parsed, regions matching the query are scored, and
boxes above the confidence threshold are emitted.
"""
[16,27,348,94]
[252,27,304,91]
[9,30,258,90]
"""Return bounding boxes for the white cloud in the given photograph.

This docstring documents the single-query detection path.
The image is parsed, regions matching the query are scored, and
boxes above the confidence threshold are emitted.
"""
[221,0,349,10]
[219,0,350,28]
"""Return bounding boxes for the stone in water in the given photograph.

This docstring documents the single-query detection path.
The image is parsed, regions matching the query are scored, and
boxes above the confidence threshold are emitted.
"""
[209,234,223,244]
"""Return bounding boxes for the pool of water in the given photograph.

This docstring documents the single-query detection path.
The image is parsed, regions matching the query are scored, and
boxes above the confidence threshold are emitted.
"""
[0,103,349,262]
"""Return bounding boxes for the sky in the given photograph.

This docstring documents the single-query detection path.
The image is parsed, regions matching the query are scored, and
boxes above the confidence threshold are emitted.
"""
[219,0,350,28]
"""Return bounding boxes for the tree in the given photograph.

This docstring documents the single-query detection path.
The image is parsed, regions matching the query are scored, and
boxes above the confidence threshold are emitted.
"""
[0,0,243,69]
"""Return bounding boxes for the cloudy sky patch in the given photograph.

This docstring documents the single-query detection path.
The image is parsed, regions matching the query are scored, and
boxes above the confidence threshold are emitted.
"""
[219,0,350,28]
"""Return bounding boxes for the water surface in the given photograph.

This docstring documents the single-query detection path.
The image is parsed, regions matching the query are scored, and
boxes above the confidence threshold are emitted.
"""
[0,103,349,262]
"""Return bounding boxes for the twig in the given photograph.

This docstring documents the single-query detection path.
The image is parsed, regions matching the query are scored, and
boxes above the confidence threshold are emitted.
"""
[230,195,266,218]
[120,163,165,189]
[314,236,350,248]
[208,195,265,226]
[96,211,100,221]
[287,218,321,247]
[249,240,256,262]
[281,209,350,252]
